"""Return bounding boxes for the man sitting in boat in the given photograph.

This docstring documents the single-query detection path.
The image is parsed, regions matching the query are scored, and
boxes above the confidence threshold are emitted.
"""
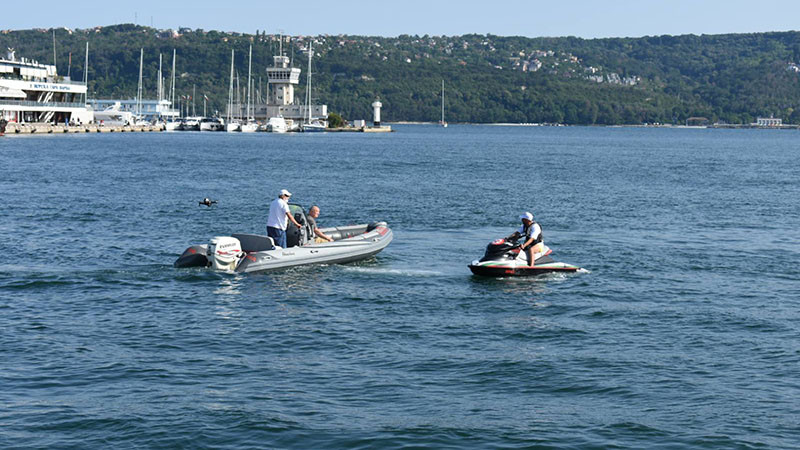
[266,189,302,248]
[307,205,334,243]
[506,212,543,267]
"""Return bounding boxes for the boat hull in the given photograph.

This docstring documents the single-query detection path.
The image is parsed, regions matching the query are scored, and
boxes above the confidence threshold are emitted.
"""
[236,226,392,273]
[240,123,259,133]
[175,223,393,273]
[200,122,224,131]
[468,262,579,277]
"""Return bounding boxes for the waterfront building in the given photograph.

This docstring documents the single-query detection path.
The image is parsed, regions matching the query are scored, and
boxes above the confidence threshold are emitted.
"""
[755,117,782,127]
[233,47,327,126]
[0,48,93,124]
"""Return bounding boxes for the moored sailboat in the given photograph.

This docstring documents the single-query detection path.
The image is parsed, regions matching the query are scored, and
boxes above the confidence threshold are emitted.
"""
[301,41,327,132]
[241,45,258,132]
[225,49,240,132]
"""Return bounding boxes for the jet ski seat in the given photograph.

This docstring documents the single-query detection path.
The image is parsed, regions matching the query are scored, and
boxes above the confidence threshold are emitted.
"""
[231,234,275,252]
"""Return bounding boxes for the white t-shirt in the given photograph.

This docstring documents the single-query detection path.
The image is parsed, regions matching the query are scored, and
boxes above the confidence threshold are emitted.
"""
[267,197,291,229]
[518,223,542,242]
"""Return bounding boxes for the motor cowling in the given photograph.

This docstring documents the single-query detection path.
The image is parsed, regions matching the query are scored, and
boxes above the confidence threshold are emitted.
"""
[207,236,244,271]
[479,238,521,262]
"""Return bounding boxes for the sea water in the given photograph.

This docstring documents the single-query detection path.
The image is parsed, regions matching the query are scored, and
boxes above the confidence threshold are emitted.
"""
[1,126,798,448]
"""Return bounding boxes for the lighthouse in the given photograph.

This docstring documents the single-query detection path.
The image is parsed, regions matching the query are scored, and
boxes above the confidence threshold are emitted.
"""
[372,99,382,127]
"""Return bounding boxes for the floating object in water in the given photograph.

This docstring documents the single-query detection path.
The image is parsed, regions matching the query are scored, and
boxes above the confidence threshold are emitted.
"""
[199,198,218,207]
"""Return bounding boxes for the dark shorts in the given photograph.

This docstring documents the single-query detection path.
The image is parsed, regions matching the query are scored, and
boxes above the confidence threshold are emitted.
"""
[267,226,287,248]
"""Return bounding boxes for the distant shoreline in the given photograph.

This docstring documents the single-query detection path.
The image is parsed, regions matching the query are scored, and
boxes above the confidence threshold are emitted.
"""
[389,122,800,129]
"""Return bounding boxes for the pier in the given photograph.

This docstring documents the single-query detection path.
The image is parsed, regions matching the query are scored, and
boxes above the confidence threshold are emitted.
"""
[4,123,165,134]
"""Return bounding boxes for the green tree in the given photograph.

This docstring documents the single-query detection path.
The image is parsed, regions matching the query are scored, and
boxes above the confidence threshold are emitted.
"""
[327,112,346,128]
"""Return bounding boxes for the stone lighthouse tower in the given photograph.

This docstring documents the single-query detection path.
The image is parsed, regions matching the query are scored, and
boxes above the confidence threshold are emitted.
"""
[371,99,382,127]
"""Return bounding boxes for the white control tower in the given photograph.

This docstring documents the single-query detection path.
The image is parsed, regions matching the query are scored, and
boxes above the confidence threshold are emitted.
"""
[267,54,301,105]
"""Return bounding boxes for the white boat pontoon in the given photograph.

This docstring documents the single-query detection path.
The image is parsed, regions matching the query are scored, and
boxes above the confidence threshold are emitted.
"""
[174,204,393,273]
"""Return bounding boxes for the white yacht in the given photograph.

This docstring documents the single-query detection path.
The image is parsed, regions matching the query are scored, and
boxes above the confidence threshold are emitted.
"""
[199,117,224,131]
[264,115,288,133]
[181,116,201,131]
[165,120,181,131]
[0,48,93,124]
[241,121,258,132]
[93,102,136,125]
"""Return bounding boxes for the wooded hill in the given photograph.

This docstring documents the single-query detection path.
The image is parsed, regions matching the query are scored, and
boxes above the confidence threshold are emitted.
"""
[3,24,800,124]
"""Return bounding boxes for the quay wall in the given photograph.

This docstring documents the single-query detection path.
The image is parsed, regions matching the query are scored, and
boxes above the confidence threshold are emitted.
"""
[4,123,165,134]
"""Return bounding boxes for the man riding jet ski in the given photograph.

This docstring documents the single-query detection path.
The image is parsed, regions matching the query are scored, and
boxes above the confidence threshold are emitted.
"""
[468,212,580,277]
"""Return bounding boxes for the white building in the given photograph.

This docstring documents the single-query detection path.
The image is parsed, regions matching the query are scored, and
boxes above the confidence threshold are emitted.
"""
[756,117,782,127]
[238,50,327,124]
[0,48,93,124]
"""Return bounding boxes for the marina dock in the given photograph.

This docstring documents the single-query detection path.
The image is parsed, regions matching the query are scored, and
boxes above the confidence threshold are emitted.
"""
[4,123,165,134]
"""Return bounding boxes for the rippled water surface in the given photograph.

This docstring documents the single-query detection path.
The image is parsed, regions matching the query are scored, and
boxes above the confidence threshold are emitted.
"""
[1,126,799,448]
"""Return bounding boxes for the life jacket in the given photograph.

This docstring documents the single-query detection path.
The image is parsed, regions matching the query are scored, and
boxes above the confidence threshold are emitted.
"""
[522,221,543,245]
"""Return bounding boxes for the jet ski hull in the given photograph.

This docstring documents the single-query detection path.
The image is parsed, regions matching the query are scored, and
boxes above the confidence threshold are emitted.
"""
[468,260,580,277]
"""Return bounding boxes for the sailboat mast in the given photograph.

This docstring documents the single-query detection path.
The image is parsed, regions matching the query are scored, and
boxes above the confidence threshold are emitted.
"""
[83,41,89,104]
[306,41,312,124]
[137,48,143,116]
[228,49,235,122]
[441,80,445,123]
[170,49,176,117]
[235,72,241,119]
[247,44,252,121]
[158,53,162,103]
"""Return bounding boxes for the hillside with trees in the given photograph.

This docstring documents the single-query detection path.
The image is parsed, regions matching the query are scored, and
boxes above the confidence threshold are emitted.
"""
[3,25,800,124]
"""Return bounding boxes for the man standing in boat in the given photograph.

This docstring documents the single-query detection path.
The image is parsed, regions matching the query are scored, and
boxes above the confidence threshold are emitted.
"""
[507,212,543,267]
[267,189,302,248]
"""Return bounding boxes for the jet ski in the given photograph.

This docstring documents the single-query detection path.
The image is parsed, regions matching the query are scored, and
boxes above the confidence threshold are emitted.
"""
[175,204,392,273]
[468,236,580,277]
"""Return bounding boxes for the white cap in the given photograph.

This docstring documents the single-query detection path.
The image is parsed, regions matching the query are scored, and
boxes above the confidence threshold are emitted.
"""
[520,212,534,221]
[279,189,292,197]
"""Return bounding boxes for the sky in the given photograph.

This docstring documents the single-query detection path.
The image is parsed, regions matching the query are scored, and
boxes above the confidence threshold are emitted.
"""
[2,0,799,39]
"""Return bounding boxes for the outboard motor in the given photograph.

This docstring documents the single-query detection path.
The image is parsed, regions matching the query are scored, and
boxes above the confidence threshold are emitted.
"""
[479,238,521,262]
[286,211,308,247]
[207,236,243,271]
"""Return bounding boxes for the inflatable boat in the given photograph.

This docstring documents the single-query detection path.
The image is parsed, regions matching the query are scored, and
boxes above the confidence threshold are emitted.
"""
[175,204,393,273]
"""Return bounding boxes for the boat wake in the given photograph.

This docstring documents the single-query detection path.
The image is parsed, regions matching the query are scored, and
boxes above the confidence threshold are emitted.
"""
[343,267,444,277]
